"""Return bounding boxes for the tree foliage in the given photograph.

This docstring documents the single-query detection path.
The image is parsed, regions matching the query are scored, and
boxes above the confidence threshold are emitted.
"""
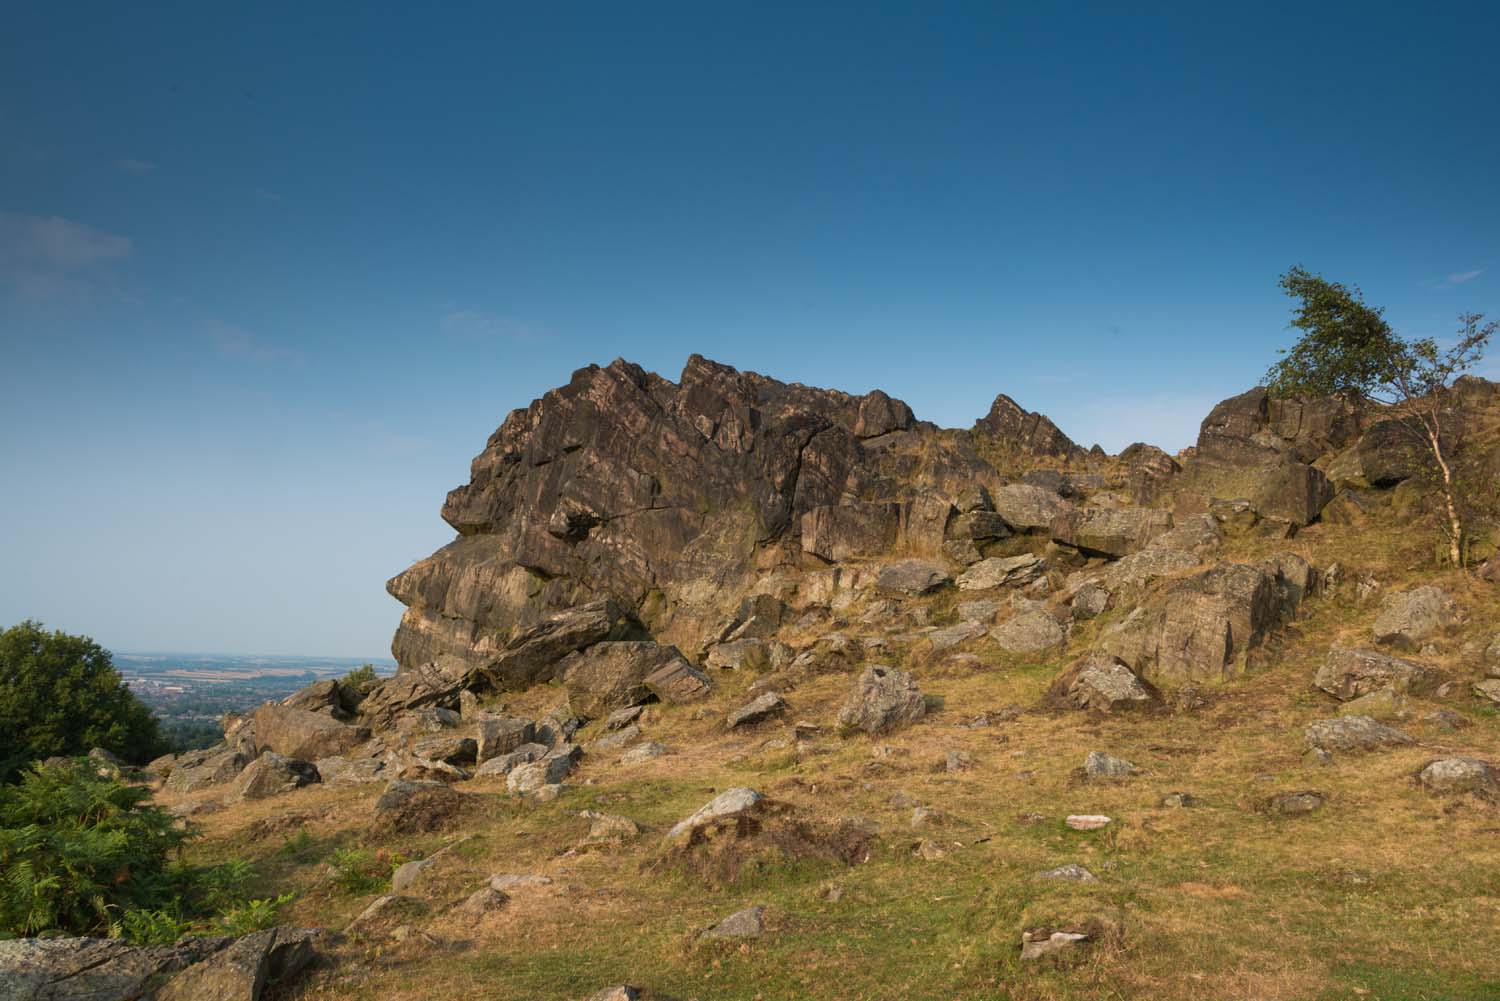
[0,621,169,783]
[1264,266,1495,564]
[1264,266,1406,398]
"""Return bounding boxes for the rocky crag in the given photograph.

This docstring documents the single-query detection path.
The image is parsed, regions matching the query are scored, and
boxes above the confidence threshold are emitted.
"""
[39,357,1500,1000]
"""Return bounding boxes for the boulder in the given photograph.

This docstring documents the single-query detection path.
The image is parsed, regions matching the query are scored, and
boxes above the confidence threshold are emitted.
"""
[1084,751,1138,779]
[0,936,230,1000]
[164,748,248,795]
[1050,506,1173,558]
[727,692,787,729]
[957,554,1046,591]
[281,678,352,718]
[155,928,318,1001]
[874,559,952,596]
[991,610,1066,654]
[1304,716,1414,753]
[1351,418,1424,486]
[560,641,691,719]
[1051,653,1154,712]
[1266,791,1324,816]
[473,716,536,762]
[474,742,548,777]
[702,905,765,940]
[643,657,715,703]
[1372,586,1456,649]
[666,787,764,840]
[359,657,464,728]
[927,620,988,652]
[481,599,642,690]
[946,510,1011,542]
[1100,561,1286,685]
[412,735,477,765]
[252,704,368,761]
[1314,646,1437,700]
[990,484,1073,532]
[507,753,575,793]
[373,779,465,832]
[1417,757,1500,796]
[835,665,926,735]
[231,752,320,801]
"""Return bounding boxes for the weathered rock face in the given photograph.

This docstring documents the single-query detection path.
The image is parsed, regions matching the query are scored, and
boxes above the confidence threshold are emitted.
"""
[385,356,1105,681]
[252,705,367,761]
[559,641,691,719]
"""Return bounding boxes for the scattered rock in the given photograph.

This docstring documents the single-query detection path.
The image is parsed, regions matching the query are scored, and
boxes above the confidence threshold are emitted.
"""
[1372,586,1456,649]
[727,692,787,729]
[928,620,989,652]
[1474,679,1500,705]
[1314,646,1437,700]
[1038,863,1097,882]
[458,886,509,915]
[875,559,953,596]
[836,665,926,735]
[348,895,427,935]
[585,987,641,1001]
[1304,716,1414,753]
[1051,653,1155,712]
[1084,751,1138,779]
[1417,757,1500,796]
[956,599,1001,623]
[701,905,765,940]
[1020,928,1090,962]
[1065,815,1112,831]
[164,748,248,795]
[1266,791,1323,816]
[153,927,318,1001]
[581,810,641,843]
[957,554,1047,591]
[474,717,536,763]
[643,656,715,703]
[991,610,1066,654]
[1336,687,1406,719]
[666,787,764,841]
[1159,792,1198,808]
[232,752,319,801]
[390,857,435,895]
[508,752,577,794]
[620,741,670,764]
[490,873,554,892]
[373,779,465,833]
[475,742,548,777]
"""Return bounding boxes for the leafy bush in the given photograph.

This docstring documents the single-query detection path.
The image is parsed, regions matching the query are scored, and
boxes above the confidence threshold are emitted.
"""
[340,663,379,695]
[328,846,386,894]
[0,621,168,782]
[216,892,294,936]
[0,759,289,940]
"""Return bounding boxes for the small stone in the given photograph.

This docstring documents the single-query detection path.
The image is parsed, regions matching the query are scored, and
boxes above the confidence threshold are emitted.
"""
[489,873,553,892]
[1417,756,1500,795]
[912,838,946,860]
[1304,716,1413,753]
[1084,751,1138,779]
[620,741,670,764]
[390,857,435,894]
[1267,791,1323,816]
[581,810,640,842]
[1303,748,1333,767]
[1158,792,1197,808]
[727,692,787,728]
[585,988,641,1001]
[1020,928,1089,961]
[1474,680,1500,705]
[1065,815,1112,831]
[1038,863,1097,882]
[875,559,953,596]
[701,905,765,939]
[945,750,973,773]
[1336,687,1406,719]
[666,787,764,841]
[459,886,509,914]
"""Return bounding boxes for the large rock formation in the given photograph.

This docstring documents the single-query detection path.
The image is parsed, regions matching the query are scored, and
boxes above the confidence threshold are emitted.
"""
[385,356,1085,684]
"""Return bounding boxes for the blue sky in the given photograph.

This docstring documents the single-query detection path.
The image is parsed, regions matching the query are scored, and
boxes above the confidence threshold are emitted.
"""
[2,3,1495,656]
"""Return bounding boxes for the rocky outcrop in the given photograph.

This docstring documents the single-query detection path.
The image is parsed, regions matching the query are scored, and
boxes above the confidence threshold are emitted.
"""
[559,641,691,719]
[0,928,318,1001]
[1100,560,1305,684]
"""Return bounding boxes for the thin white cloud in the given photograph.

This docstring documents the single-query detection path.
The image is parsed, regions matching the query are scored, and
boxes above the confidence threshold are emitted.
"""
[1426,268,1483,289]
[440,309,542,342]
[0,212,132,299]
[115,158,156,175]
[253,188,282,204]
[206,320,299,364]
[0,212,132,267]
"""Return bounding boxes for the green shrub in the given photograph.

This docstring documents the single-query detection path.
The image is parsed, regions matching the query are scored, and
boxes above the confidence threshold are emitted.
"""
[0,621,168,782]
[216,893,294,936]
[0,759,288,940]
[328,846,386,894]
[340,663,379,695]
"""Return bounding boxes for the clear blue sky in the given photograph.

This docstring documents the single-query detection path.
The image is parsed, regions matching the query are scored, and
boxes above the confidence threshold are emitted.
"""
[2,3,1495,656]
